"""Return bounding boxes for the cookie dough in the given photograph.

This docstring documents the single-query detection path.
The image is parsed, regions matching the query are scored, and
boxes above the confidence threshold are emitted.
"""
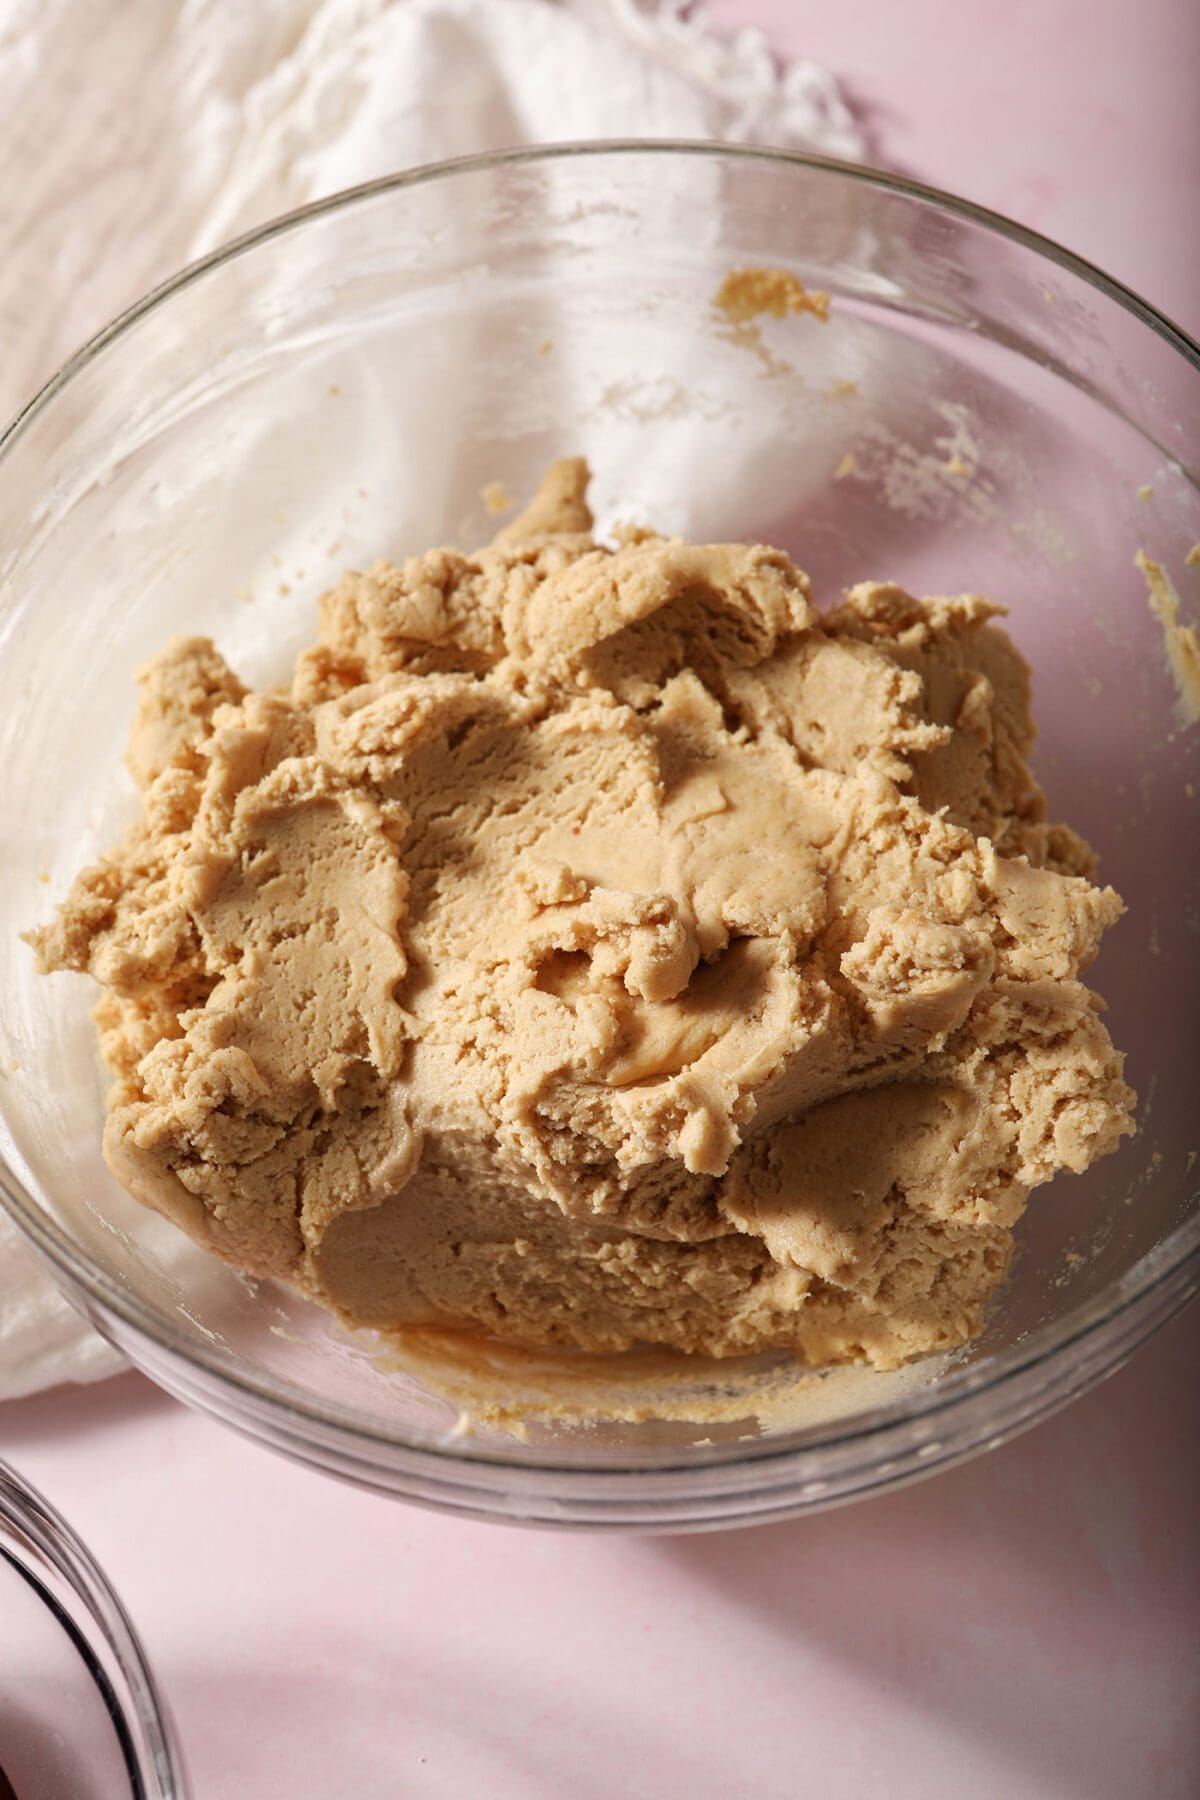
[713,266,830,324]
[31,461,1135,1369]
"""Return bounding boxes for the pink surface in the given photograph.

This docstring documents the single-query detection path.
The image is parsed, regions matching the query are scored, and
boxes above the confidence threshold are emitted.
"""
[708,0,1200,337]
[6,1315,1199,1800]
[5,7,1199,1796]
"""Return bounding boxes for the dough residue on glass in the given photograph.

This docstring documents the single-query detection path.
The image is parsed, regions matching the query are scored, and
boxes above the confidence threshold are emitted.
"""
[713,266,830,324]
[1137,549,1200,726]
[480,480,513,516]
[31,460,1135,1372]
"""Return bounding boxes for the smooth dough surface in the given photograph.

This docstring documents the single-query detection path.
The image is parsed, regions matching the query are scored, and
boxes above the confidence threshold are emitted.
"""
[32,461,1135,1369]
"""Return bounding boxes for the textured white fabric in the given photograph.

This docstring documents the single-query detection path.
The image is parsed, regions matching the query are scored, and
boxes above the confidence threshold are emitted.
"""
[0,0,862,1397]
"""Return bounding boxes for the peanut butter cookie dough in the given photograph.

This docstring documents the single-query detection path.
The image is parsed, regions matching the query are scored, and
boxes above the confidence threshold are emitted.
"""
[31,461,1135,1370]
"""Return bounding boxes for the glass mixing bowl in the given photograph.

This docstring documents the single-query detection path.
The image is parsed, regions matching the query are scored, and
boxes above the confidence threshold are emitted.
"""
[0,1460,185,1797]
[1,145,1197,1529]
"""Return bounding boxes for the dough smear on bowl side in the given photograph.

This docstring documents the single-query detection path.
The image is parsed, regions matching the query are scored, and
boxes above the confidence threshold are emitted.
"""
[29,459,1136,1372]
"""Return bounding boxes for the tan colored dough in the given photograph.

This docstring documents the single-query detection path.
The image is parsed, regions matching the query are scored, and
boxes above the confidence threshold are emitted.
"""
[30,461,1135,1370]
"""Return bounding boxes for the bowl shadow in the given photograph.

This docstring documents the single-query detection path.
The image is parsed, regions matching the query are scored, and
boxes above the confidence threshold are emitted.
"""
[653,1304,1200,1800]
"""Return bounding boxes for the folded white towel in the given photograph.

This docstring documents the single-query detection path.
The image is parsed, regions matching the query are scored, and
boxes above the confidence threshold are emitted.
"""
[0,0,862,1398]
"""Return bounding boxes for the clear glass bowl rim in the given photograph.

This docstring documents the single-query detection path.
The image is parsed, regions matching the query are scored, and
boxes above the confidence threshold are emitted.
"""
[0,1457,186,1795]
[1,139,1197,1484]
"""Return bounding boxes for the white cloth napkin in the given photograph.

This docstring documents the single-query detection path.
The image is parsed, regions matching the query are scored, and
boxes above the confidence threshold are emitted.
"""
[0,0,863,1399]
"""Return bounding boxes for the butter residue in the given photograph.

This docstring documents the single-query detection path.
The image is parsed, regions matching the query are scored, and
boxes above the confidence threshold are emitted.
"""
[369,1320,947,1437]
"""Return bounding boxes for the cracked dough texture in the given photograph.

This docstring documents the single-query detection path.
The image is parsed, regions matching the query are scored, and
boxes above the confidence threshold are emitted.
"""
[31,460,1136,1370]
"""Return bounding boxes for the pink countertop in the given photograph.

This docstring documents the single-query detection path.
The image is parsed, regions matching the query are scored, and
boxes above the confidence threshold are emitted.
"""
[709,0,1200,337]
[5,6,1199,1796]
[6,1311,1198,1800]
